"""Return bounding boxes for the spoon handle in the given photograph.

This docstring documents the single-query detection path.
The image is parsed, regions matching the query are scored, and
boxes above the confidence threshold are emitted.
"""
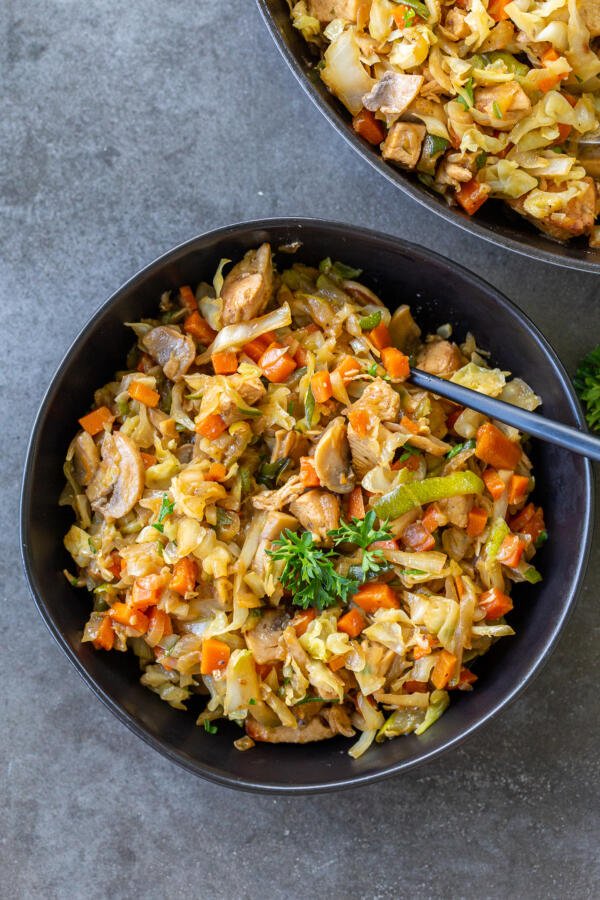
[410,367,600,462]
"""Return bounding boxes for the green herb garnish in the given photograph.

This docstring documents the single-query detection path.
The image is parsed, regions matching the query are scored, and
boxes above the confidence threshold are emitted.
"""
[446,438,476,460]
[268,530,358,611]
[329,510,393,577]
[392,0,429,18]
[534,530,548,549]
[319,258,363,280]
[475,151,488,170]
[575,346,600,433]
[152,493,175,533]
[203,720,218,734]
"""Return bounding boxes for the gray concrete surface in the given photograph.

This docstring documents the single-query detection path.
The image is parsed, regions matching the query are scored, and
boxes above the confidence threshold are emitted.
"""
[2,1,599,898]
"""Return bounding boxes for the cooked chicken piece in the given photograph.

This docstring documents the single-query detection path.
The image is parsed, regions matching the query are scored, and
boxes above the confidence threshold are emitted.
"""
[438,493,473,529]
[381,122,426,169]
[389,305,421,353]
[246,715,334,743]
[441,7,470,40]
[308,0,359,24]
[473,83,531,131]
[416,340,463,378]
[351,378,401,422]
[480,20,515,52]
[436,151,478,188]
[290,489,341,543]
[221,243,273,325]
[72,431,99,486]
[244,609,290,665]
[313,417,354,494]
[252,474,305,511]
[508,177,596,241]
[87,432,144,520]
[229,374,267,407]
[253,511,299,581]
[270,429,309,463]
[142,326,196,381]
[321,704,355,737]
[347,421,381,478]
[363,73,423,116]
[580,0,600,37]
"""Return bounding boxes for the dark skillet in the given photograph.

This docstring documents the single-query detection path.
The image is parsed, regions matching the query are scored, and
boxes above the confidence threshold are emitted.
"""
[256,0,600,273]
[20,219,593,793]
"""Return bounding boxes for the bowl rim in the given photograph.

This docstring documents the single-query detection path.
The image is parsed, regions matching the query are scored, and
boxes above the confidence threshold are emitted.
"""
[255,0,600,274]
[20,217,594,794]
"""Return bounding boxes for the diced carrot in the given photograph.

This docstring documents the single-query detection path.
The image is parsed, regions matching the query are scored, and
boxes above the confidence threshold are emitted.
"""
[431,649,457,690]
[184,311,217,345]
[311,370,333,403]
[509,503,546,543]
[413,635,439,660]
[93,614,115,651]
[300,457,321,488]
[348,407,372,438]
[453,667,478,689]
[146,607,173,646]
[381,347,410,380]
[422,503,445,533]
[488,0,510,21]
[109,602,149,633]
[467,506,488,537]
[258,342,297,383]
[483,467,507,500]
[403,679,429,693]
[556,122,572,144]
[205,462,227,482]
[335,355,361,384]
[200,637,231,675]
[479,587,513,620]
[136,352,154,373]
[348,485,366,520]
[295,345,308,367]
[337,608,365,638]
[131,574,168,610]
[329,654,348,672]
[456,178,491,216]
[353,583,400,613]
[352,108,386,145]
[108,552,122,580]
[508,474,530,506]
[496,534,525,568]
[211,350,238,375]
[541,47,559,64]
[171,557,198,595]
[368,321,391,350]
[370,539,399,551]
[400,415,420,434]
[242,335,270,362]
[196,413,227,440]
[140,451,157,469]
[291,608,316,637]
[128,380,160,408]
[538,71,561,93]
[402,522,436,552]
[179,285,197,312]
[476,423,522,470]
[78,406,114,436]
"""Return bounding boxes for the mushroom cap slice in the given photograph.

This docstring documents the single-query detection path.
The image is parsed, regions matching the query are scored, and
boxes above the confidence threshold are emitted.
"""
[102,432,145,520]
[313,416,355,494]
[141,325,195,380]
[72,431,100,486]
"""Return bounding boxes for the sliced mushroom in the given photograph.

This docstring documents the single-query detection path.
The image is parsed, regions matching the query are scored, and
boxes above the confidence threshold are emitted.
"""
[246,715,335,744]
[253,511,299,581]
[389,305,421,353]
[313,417,354,494]
[87,432,144,520]
[72,431,100,486]
[221,243,274,325]
[363,72,423,116]
[141,325,195,380]
[290,489,341,543]
[244,609,290,665]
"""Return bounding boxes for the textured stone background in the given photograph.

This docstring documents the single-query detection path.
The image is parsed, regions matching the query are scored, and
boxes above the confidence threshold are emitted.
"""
[2,1,599,898]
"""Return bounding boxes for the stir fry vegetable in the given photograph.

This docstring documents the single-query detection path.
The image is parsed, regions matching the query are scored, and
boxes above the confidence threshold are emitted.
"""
[62,243,545,757]
[575,345,600,432]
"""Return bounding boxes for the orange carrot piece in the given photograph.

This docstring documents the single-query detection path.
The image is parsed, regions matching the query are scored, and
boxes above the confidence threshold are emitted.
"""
[422,503,444,533]
[184,310,217,345]
[348,485,366,519]
[431,649,457,690]
[300,457,321,487]
[457,178,491,215]
[196,413,227,440]
[258,342,297,383]
[488,0,510,21]
[352,108,386,145]
[483,467,507,500]
[509,503,546,543]
[402,522,436,552]
[311,370,333,403]
[508,474,530,506]
[211,350,238,375]
[354,582,400,613]
[467,506,488,537]
[370,539,399,551]
[205,462,227,482]
[381,347,410,380]
[337,608,365,638]
[454,667,478,689]
[171,557,198,595]
[329,654,348,672]
[78,406,114,436]
[538,71,561,93]
[476,423,522,470]
[403,679,429,693]
[393,4,424,26]
[335,355,361,384]
[496,534,525,568]
[179,285,197,312]
[140,451,157,469]
[368,321,391,350]
[348,407,372,438]
[400,415,420,434]
[146,607,172,646]
[291,608,316,637]
[93,614,115,651]
[479,587,513,619]
[200,638,231,675]
[128,380,160,408]
[131,574,167,610]
[242,335,270,362]
[413,635,439,660]
[109,602,149,632]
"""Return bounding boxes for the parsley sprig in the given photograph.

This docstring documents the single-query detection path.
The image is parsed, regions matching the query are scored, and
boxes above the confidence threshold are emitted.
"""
[329,510,392,578]
[152,493,174,533]
[574,346,600,433]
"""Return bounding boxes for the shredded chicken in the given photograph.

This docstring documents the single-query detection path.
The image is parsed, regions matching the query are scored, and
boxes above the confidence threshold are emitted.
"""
[221,243,273,325]
[252,474,305,511]
[416,340,464,378]
[290,489,341,543]
[381,122,426,169]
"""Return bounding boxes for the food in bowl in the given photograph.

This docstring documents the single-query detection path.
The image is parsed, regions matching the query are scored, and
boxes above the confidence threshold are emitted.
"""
[288,0,600,247]
[61,243,547,758]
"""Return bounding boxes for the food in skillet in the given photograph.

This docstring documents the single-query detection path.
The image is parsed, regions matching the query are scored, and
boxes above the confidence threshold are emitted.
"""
[62,245,547,757]
[289,0,600,246]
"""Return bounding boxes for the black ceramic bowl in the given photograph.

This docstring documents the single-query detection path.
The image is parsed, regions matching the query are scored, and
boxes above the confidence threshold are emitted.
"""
[256,0,600,274]
[21,219,593,793]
